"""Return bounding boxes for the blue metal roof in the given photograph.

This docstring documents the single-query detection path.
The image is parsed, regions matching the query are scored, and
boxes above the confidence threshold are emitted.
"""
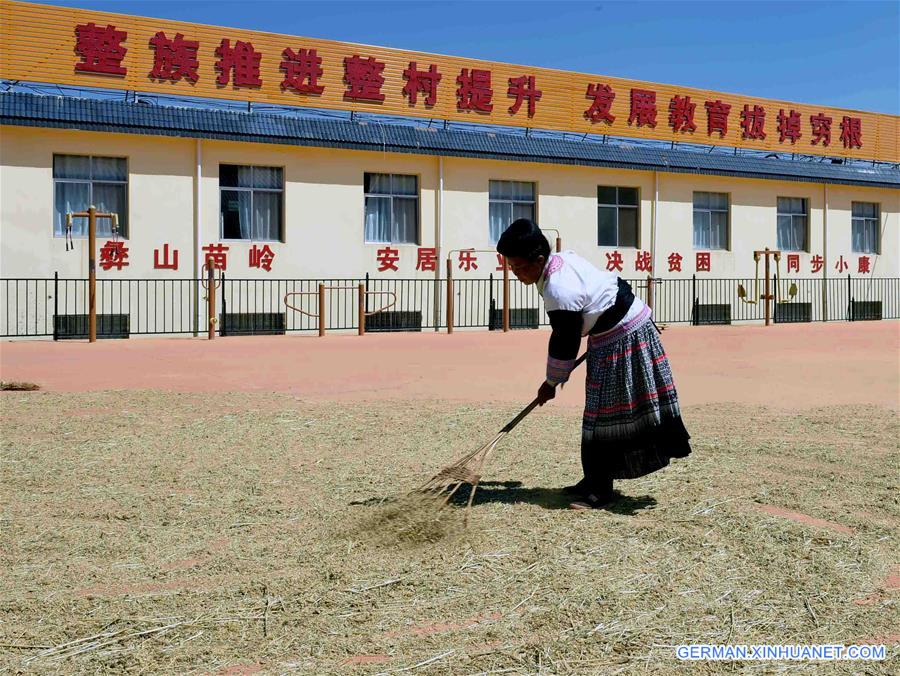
[2,92,897,188]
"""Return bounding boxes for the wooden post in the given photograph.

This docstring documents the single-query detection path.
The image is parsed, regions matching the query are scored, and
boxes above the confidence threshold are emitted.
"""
[502,259,510,332]
[318,283,326,337]
[646,274,654,311]
[358,283,365,336]
[87,205,97,343]
[207,263,216,340]
[446,258,454,334]
[556,236,562,253]
[763,247,772,326]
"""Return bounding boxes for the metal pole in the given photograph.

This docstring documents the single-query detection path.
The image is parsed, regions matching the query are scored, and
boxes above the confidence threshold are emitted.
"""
[446,257,454,334]
[502,259,510,332]
[646,274,654,311]
[88,205,97,343]
[358,283,365,336]
[53,271,59,341]
[207,264,216,340]
[318,283,326,337]
[220,270,226,336]
[763,247,771,326]
[555,237,562,253]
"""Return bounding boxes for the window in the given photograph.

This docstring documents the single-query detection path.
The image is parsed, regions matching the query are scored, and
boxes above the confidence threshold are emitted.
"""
[364,173,419,244]
[851,202,880,253]
[219,165,283,241]
[53,155,128,238]
[597,186,639,247]
[693,192,729,249]
[776,197,808,252]
[489,180,535,244]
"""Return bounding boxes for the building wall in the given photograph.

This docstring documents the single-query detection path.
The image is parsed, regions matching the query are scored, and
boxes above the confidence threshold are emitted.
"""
[1,125,898,284]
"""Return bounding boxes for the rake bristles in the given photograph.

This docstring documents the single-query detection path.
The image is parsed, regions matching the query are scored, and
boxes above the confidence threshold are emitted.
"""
[417,430,508,523]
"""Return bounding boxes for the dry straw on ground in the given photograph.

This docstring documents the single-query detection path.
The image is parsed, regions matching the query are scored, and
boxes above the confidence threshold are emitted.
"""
[1,392,897,674]
[0,381,40,391]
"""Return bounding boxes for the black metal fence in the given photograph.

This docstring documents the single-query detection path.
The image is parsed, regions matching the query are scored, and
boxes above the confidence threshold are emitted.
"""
[2,274,898,338]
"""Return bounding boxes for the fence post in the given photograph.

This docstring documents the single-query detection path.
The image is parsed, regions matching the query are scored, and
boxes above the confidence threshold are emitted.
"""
[53,271,59,341]
[87,206,97,343]
[847,273,853,322]
[220,271,226,336]
[316,283,325,337]
[691,274,697,326]
[503,260,510,332]
[207,264,216,340]
[646,274,654,311]
[446,258,454,334]
[773,273,778,324]
[358,283,365,336]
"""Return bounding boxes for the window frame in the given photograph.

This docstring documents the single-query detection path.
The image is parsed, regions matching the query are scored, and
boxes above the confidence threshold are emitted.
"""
[363,172,421,245]
[488,179,537,245]
[52,154,129,239]
[218,164,285,243]
[597,185,640,248]
[851,201,880,254]
[776,196,810,253]
[692,191,730,251]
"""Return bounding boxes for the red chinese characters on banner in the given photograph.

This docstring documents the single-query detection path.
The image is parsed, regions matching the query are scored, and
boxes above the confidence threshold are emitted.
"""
[458,251,478,271]
[667,252,683,272]
[696,252,711,272]
[777,109,802,144]
[787,253,800,273]
[153,243,179,270]
[669,96,696,134]
[403,62,442,107]
[628,89,657,128]
[376,246,399,271]
[99,241,129,270]
[584,83,616,124]
[496,253,507,271]
[416,247,437,271]
[834,255,848,273]
[149,32,199,83]
[508,75,542,116]
[343,55,386,101]
[249,244,275,271]
[857,256,871,274]
[840,116,862,149]
[281,48,325,95]
[203,243,229,270]
[75,23,128,76]
[215,39,262,87]
[810,254,824,273]
[635,250,652,272]
[605,251,623,272]
[810,113,832,146]
[457,69,493,112]
[740,105,767,140]
[705,100,731,137]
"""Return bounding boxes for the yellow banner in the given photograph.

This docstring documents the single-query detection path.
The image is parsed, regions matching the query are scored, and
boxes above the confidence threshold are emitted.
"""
[1,0,897,163]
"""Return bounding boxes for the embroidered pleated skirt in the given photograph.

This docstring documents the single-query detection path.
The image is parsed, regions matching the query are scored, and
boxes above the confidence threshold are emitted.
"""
[581,304,692,481]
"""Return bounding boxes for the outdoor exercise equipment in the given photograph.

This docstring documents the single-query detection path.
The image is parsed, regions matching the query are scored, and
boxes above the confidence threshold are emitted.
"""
[65,206,119,343]
[283,284,396,336]
[737,247,785,326]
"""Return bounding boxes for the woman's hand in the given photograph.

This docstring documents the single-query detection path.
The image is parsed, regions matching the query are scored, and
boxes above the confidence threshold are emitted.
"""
[537,381,557,406]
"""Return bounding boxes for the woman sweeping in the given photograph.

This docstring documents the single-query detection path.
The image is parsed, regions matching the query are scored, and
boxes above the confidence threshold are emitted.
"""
[497,219,691,510]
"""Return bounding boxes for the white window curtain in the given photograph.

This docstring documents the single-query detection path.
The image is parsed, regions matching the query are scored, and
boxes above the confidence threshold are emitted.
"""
[776,197,807,251]
[693,192,728,249]
[364,173,418,244]
[488,180,535,244]
[219,165,283,241]
[53,155,127,237]
[851,202,879,253]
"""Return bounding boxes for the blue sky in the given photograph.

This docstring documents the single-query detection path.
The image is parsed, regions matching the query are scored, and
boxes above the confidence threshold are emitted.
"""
[33,0,900,114]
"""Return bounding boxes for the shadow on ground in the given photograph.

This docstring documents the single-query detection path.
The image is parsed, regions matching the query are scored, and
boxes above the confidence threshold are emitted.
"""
[350,481,657,515]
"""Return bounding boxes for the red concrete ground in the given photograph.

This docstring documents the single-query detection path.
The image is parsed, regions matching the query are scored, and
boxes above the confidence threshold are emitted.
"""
[1,321,897,409]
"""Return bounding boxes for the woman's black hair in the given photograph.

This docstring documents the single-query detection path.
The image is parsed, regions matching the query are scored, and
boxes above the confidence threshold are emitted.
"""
[496,218,551,261]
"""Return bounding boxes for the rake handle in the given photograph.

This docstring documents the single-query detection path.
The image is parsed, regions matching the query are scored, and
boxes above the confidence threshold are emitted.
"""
[499,352,588,434]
